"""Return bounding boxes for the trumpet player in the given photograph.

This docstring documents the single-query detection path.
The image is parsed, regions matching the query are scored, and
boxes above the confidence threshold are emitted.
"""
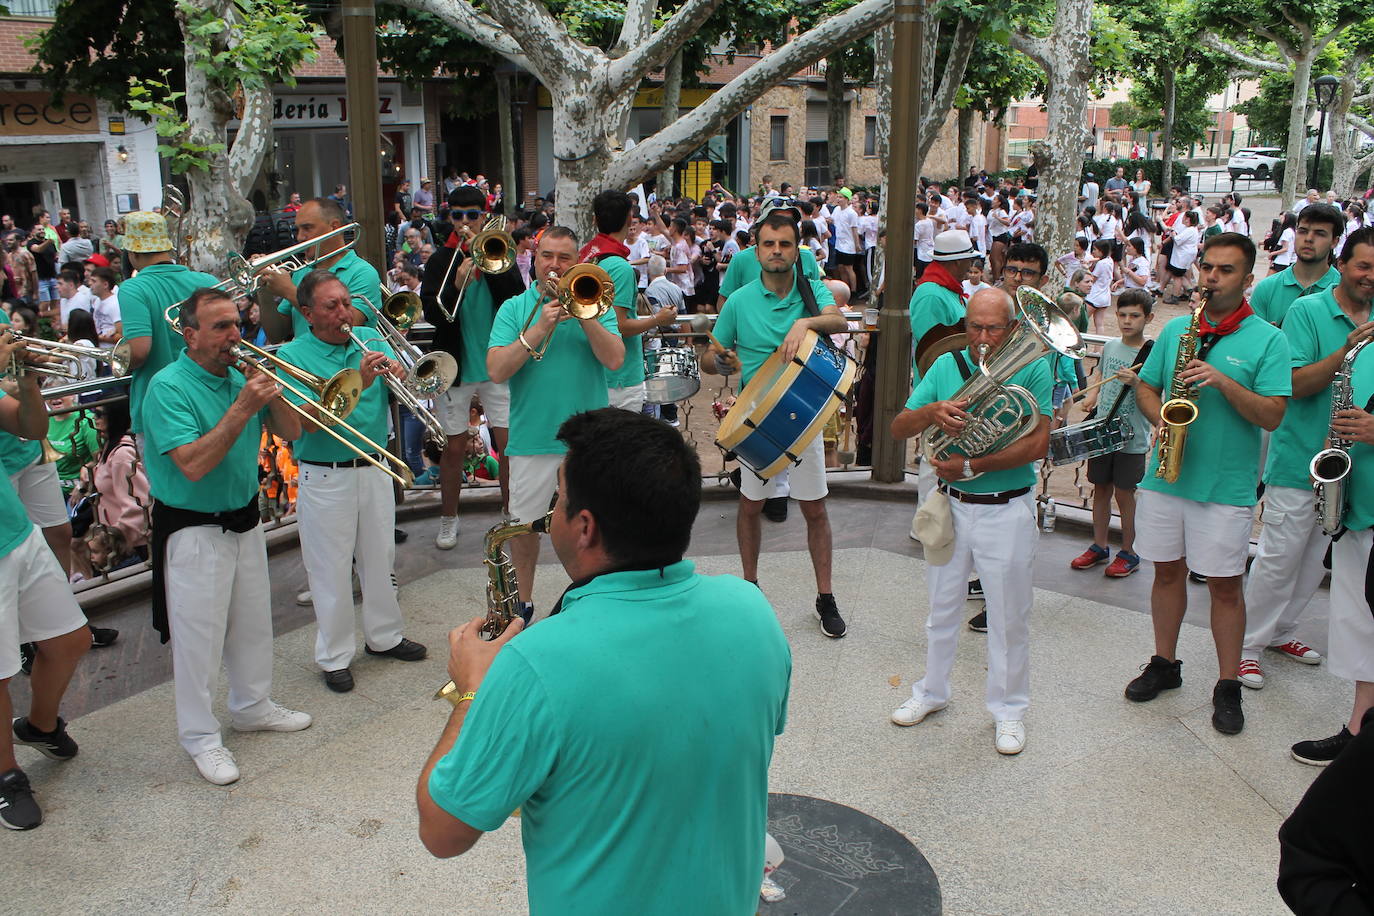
[890,288,1052,756]
[1241,228,1374,700]
[486,228,624,620]
[1125,234,1291,736]
[141,287,312,786]
[275,271,427,693]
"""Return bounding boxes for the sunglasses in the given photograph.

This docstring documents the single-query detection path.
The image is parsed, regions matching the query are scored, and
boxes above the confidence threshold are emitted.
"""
[455,209,485,221]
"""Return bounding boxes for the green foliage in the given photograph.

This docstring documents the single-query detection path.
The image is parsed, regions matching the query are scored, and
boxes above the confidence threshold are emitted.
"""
[126,72,224,174]
[1080,158,1190,190]
[1109,100,1144,126]
[956,32,1041,121]
[1233,72,1300,145]
[1125,63,1229,147]
[1270,157,1370,192]
[27,0,187,106]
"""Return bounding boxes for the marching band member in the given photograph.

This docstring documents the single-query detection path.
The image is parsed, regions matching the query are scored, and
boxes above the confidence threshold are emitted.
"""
[715,197,822,311]
[418,409,790,914]
[1288,229,1374,766]
[275,271,427,694]
[485,228,624,619]
[890,288,1052,755]
[142,288,311,786]
[1124,233,1291,736]
[587,189,677,414]
[707,210,850,638]
[1250,204,1343,327]
[0,334,91,831]
[1241,228,1374,695]
[421,186,524,550]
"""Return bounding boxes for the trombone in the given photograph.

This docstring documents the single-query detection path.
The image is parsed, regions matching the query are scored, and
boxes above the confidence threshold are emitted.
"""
[437,215,515,323]
[519,263,616,361]
[0,334,133,380]
[225,223,359,296]
[357,288,458,398]
[344,322,449,449]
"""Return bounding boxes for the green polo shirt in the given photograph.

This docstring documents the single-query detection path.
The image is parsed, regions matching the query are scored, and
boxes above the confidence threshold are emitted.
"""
[488,285,620,455]
[45,411,99,492]
[1343,352,1374,532]
[714,276,837,389]
[1250,265,1341,326]
[908,282,965,383]
[1139,313,1291,507]
[456,276,498,385]
[0,311,41,476]
[277,250,381,339]
[906,348,1053,494]
[142,351,267,512]
[428,561,790,916]
[602,255,647,389]
[276,331,394,464]
[0,392,37,560]
[1263,289,1360,490]
[718,244,820,299]
[119,262,221,433]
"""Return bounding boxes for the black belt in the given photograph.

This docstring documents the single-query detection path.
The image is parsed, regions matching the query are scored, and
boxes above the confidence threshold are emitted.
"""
[300,455,381,469]
[938,483,1031,505]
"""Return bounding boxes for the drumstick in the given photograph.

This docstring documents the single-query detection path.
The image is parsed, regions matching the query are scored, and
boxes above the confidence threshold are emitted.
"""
[1071,362,1143,402]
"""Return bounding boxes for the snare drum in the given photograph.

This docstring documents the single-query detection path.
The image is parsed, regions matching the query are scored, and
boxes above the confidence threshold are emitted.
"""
[643,348,700,404]
[1048,415,1135,465]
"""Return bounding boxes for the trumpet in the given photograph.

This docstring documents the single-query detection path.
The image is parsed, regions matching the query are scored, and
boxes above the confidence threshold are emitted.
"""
[519,263,615,361]
[357,289,458,398]
[225,224,358,296]
[438,215,515,323]
[345,324,449,448]
[0,334,133,380]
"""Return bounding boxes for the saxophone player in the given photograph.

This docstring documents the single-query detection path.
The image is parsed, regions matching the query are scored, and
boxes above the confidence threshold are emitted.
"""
[1125,233,1291,736]
[1241,227,1374,703]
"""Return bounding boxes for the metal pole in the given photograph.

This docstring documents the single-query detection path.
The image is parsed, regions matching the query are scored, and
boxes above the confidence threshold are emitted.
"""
[342,0,385,274]
[870,0,924,482]
[1311,109,1328,192]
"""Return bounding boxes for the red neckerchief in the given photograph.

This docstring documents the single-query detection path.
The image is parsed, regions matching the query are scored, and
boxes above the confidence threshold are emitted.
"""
[1196,297,1253,336]
[579,233,629,262]
[919,261,967,303]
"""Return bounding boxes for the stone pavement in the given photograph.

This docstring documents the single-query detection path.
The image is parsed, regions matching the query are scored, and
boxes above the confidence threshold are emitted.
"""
[4,496,1340,915]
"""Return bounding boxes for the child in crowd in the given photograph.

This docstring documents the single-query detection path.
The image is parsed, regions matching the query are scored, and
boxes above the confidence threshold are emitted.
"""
[961,257,991,298]
[1056,236,1089,280]
[1085,238,1117,334]
[1070,288,1155,578]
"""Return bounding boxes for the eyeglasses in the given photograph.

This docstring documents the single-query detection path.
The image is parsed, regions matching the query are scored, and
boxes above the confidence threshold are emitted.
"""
[967,322,1012,334]
[455,210,485,221]
[1002,266,1041,279]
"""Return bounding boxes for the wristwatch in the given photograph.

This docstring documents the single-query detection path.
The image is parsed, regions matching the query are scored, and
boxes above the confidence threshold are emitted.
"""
[962,458,974,479]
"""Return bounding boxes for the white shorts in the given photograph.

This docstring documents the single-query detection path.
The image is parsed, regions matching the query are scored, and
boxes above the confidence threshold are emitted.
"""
[509,453,561,525]
[608,383,646,413]
[740,434,828,502]
[9,458,70,530]
[1135,489,1253,577]
[0,526,88,678]
[440,380,510,435]
[1328,528,1374,683]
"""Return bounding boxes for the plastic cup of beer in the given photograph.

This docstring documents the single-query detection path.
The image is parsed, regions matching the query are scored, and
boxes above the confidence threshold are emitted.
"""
[862,308,879,330]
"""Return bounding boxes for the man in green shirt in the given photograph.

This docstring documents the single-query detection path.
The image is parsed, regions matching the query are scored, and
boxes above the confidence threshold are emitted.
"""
[1126,233,1292,737]
[909,229,977,385]
[418,408,791,915]
[1241,231,1374,702]
[716,197,822,310]
[0,340,92,831]
[891,288,1052,756]
[276,271,427,694]
[142,288,312,787]
[487,227,624,619]
[1250,204,1343,326]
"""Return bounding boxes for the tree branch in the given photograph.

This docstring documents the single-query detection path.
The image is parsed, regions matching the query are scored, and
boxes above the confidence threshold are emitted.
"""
[1248,23,1296,60]
[229,85,271,195]
[399,0,533,74]
[1008,31,1049,72]
[1350,112,1374,139]
[608,0,726,96]
[480,0,595,80]
[1200,33,1287,73]
[614,0,659,55]
[921,16,978,154]
[1312,12,1363,55]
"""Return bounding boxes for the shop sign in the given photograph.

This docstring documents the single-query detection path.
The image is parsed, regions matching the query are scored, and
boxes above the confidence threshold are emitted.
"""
[0,92,99,137]
[259,93,406,128]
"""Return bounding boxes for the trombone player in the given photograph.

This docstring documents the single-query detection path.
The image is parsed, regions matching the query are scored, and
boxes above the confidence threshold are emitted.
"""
[141,287,312,787]
[890,288,1052,756]
[1124,233,1290,736]
[275,270,427,693]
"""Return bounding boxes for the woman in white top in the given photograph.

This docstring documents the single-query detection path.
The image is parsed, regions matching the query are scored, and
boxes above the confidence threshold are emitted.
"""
[987,192,1013,277]
[1010,197,1034,242]
[1093,202,1122,242]
[1270,211,1297,271]
[1118,237,1153,291]
[1131,169,1151,211]
[1166,210,1201,300]
[1085,238,1117,333]
[964,199,988,254]
[913,203,936,274]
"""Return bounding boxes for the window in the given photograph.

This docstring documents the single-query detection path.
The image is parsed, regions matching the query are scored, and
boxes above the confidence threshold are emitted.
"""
[769,116,787,161]
[864,117,877,157]
[804,142,831,189]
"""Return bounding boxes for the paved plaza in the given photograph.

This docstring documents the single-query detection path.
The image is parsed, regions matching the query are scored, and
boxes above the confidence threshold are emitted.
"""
[5,488,1336,915]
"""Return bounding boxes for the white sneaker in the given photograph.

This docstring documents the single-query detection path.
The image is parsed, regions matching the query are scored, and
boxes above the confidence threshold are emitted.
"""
[232,703,313,733]
[890,695,946,726]
[296,588,312,606]
[436,516,459,550]
[995,720,1026,755]
[193,746,240,785]
[1238,658,1264,689]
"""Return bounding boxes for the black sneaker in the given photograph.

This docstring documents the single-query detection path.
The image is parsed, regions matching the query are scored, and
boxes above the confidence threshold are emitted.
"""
[18,643,34,676]
[89,626,119,648]
[1212,678,1244,735]
[0,769,41,830]
[1291,727,1353,766]
[364,637,427,661]
[11,717,78,761]
[1188,571,1208,584]
[763,497,789,522]
[323,669,354,693]
[967,579,985,600]
[968,610,988,632]
[1124,656,1182,702]
[815,594,846,638]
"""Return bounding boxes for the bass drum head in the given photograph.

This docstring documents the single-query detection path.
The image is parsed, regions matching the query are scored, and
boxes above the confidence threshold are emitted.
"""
[916,333,967,375]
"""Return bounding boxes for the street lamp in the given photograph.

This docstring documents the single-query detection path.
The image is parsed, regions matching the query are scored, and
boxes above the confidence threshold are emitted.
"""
[1311,74,1339,191]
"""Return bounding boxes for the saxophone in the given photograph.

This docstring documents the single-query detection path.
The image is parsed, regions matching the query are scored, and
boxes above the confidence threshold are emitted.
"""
[1154,291,1209,483]
[433,510,553,706]
[1310,337,1372,536]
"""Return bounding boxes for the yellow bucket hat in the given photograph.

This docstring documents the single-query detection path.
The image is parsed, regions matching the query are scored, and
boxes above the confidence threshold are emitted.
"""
[122,210,174,253]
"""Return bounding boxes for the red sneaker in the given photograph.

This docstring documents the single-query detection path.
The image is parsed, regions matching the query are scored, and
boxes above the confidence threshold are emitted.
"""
[1070,544,1110,570]
[1104,550,1141,578]
[1271,640,1322,665]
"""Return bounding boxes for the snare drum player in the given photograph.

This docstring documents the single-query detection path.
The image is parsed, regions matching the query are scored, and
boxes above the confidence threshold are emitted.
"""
[142,288,312,786]
[275,271,428,694]
[418,409,791,914]
[1124,233,1291,736]
[890,288,1052,755]
[486,228,624,621]
[707,210,850,638]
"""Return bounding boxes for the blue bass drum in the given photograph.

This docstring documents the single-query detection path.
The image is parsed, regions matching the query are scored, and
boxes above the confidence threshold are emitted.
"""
[716,329,857,479]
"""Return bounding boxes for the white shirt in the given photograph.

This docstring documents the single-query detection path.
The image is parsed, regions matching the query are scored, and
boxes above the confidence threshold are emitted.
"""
[831,205,860,254]
[628,236,651,288]
[1081,182,1100,205]
[968,212,987,253]
[1123,255,1152,289]
[1087,257,1114,308]
[92,291,122,338]
[1274,227,1297,267]
[1011,209,1034,241]
[858,213,879,250]
[1094,214,1120,240]
[914,218,935,261]
[59,286,96,327]
[669,238,694,295]
[962,280,991,298]
[1170,225,1200,269]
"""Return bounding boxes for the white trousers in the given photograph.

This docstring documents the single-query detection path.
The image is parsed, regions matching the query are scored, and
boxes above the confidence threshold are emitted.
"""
[916,491,1038,720]
[1242,485,1329,659]
[1328,528,1374,683]
[608,383,646,414]
[296,463,404,671]
[165,523,274,755]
